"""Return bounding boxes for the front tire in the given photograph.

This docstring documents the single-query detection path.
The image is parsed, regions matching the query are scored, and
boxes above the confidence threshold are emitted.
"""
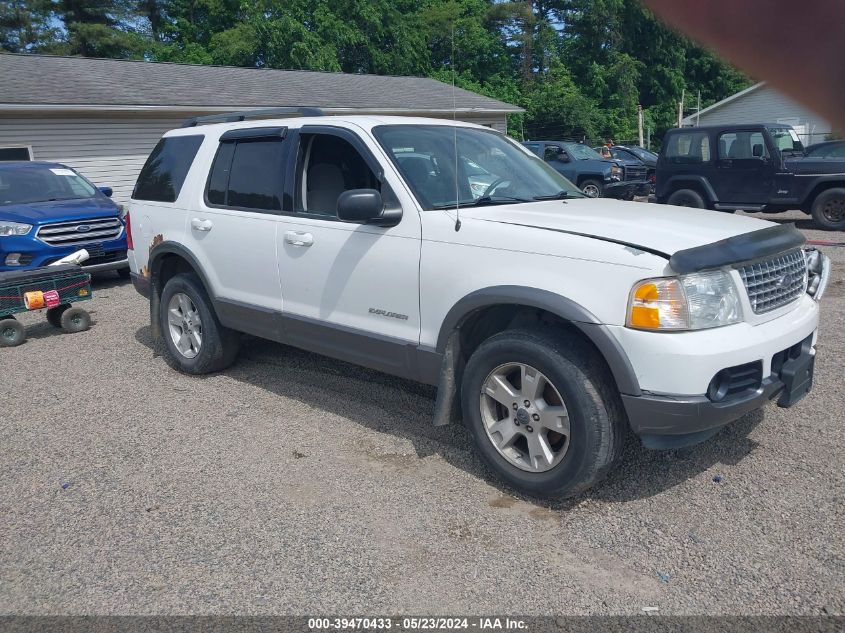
[811,187,845,230]
[580,179,603,198]
[461,329,625,498]
[159,273,240,374]
[60,307,91,333]
[667,188,706,208]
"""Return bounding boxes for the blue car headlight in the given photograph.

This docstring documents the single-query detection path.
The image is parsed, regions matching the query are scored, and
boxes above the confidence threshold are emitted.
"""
[0,221,33,236]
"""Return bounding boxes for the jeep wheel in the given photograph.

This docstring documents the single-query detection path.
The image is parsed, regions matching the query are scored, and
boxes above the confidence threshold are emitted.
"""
[461,329,624,498]
[580,179,603,198]
[811,188,845,230]
[159,273,240,374]
[667,188,706,208]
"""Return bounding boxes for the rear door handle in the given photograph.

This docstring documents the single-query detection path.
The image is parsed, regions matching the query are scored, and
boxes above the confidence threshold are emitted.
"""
[191,218,213,232]
[284,231,314,247]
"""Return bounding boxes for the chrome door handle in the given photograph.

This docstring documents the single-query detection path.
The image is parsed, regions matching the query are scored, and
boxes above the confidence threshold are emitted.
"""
[284,231,314,247]
[191,218,213,232]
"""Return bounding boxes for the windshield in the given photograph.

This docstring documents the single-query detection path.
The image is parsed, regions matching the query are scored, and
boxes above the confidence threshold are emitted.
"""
[628,147,658,161]
[768,127,805,153]
[374,125,585,209]
[0,165,98,206]
[565,143,603,160]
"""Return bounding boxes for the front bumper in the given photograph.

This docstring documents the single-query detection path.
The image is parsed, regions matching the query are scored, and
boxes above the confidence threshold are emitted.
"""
[0,233,128,272]
[622,332,816,449]
[603,180,651,199]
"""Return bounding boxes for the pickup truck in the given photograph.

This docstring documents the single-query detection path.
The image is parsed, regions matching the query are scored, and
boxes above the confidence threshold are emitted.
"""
[656,124,845,230]
[523,141,650,199]
[127,110,830,498]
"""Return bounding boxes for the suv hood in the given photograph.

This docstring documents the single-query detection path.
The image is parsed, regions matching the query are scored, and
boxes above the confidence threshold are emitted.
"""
[0,197,119,225]
[462,199,774,257]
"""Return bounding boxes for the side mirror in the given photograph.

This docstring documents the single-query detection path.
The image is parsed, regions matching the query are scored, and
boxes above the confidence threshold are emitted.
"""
[337,189,401,226]
[99,186,113,197]
[752,144,764,158]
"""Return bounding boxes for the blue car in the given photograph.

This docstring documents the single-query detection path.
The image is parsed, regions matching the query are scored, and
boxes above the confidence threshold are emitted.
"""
[0,162,128,275]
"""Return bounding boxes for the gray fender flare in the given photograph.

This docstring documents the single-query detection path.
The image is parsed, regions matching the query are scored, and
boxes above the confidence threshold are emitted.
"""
[431,286,641,426]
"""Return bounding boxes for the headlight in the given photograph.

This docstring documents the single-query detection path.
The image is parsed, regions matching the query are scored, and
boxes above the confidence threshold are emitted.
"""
[611,165,622,176]
[627,270,743,331]
[0,221,33,236]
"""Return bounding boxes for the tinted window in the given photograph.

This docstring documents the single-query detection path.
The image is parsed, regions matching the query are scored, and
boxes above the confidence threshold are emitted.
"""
[664,131,710,164]
[0,147,31,161]
[205,139,284,211]
[133,135,203,202]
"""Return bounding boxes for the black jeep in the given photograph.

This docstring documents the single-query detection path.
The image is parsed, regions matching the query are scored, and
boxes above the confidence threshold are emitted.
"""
[655,124,845,230]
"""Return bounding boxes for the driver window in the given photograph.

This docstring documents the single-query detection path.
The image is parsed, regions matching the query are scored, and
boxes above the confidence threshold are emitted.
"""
[544,145,565,162]
[295,134,380,217]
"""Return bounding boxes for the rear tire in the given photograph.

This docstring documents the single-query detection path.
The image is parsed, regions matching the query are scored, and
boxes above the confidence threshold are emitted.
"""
[667,188,706,208]
[60,307,91,333]
[46,304,70,328]
[0,318,25,347]
[159,273,240,374]
[461,328,625,498]
[580,179,603,198]
[811,187,845,230]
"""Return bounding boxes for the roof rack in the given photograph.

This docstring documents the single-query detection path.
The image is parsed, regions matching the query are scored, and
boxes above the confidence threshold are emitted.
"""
[181,106,324,128]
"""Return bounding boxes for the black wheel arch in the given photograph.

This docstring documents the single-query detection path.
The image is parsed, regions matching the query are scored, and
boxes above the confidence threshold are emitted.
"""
[430,286,641,426]
[661,175,717,206]
[147,242,215,339]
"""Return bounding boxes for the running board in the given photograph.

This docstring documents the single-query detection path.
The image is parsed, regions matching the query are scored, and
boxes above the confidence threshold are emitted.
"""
[714,203,765,211]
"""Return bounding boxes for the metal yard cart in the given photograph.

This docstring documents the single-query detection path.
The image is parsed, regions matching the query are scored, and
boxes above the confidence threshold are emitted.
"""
[0,264,93,347]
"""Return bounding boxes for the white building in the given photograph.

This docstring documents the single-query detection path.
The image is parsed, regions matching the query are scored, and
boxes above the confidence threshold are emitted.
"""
[0,54,521,203]
[683,82,831,146]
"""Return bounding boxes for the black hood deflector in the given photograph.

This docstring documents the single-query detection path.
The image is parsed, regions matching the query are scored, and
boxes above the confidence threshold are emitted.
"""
[669,223,805,273]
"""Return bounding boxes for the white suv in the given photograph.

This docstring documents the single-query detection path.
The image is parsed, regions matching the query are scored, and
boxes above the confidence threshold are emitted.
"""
[127,109,830,497]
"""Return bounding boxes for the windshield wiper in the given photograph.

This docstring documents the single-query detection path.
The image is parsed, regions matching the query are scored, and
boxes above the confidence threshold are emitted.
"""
[533,190,584,201]
[469,195,530,207]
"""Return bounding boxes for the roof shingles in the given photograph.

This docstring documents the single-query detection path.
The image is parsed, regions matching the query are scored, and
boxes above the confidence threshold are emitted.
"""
[0,53,521,112]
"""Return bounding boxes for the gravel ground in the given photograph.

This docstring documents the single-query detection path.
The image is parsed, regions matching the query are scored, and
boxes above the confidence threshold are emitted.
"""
[1,211,843,616]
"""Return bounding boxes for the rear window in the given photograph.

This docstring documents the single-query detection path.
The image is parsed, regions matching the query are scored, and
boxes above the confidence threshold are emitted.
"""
[205,138,284,212]
[133,135,203,202]
[664,131,711,164]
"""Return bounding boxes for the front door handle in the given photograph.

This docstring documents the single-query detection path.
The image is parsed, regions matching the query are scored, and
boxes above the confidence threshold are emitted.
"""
[284,231,314,247]
[191,218,213,232]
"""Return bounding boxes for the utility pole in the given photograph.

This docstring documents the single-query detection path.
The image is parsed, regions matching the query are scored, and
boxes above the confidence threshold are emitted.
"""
[696,90,701,127]
[637,104,644,147]
[678,88,685,127]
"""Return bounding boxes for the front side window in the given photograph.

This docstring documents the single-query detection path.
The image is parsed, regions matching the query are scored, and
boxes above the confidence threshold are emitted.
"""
[718,131,769,160]
[374,125,585,210]
[0,165,97,206]
[133,135,203,202]
[294,133,381,217]
[664,131,711,164]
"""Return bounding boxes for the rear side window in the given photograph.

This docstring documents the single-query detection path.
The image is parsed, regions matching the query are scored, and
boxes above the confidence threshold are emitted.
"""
[133,135,203,202]
[664,131,711,164]
[205,138,284,212]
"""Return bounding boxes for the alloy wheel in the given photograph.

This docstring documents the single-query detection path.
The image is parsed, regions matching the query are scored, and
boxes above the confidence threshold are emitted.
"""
[167,292,203,359]
[479,362,570,473]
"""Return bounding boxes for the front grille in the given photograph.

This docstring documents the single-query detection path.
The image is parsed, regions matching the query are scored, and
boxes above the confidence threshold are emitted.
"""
[737,250,807,314]
[624,165,648,181]
[707,361,763,402]
[36,217,123,247]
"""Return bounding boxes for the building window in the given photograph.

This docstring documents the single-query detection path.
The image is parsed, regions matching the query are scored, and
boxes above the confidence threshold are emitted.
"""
[0,146,33,161]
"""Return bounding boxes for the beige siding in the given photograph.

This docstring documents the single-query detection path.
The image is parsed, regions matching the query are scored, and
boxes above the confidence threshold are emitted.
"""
[0,116,183,204]
[690,85,831,146]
